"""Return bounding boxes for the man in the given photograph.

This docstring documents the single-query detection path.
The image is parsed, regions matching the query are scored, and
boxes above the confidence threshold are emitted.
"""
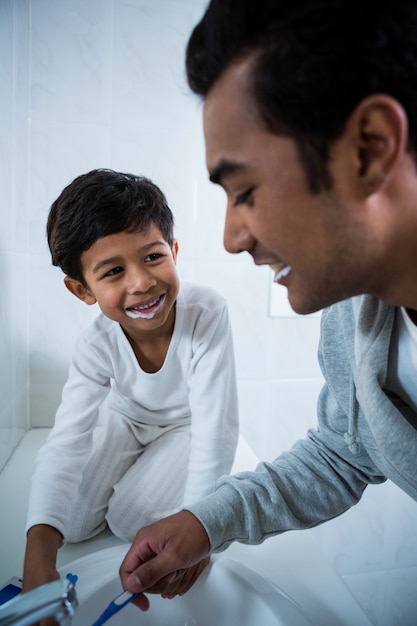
[120,0,417,609]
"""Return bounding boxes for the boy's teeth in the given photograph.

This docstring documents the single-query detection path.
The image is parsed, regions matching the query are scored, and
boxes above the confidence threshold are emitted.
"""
[129,296,159,312]
[136,296,159,310]
[125,294,165,319]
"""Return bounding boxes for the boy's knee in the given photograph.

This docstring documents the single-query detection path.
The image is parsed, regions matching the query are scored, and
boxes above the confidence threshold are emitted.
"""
[105,493,134,541]
[106,495,160,542]
[65,528,89,543]
[106,516,136,542]
[65,518,108,543]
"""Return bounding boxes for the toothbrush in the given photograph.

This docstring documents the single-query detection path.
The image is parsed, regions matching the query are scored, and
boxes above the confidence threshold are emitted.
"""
[89,589,139,626]
[65,573,78,587]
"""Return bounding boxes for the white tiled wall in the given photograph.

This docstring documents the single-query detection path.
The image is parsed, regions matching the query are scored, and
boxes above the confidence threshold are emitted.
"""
[0,0,31,470]
[1,1,416,623]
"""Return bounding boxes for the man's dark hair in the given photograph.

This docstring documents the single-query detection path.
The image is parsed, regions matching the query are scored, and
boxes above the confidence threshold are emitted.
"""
[47,168,174,285]
[186,0,417,191]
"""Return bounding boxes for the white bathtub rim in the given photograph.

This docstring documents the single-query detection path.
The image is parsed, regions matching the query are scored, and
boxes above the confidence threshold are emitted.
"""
[59,544,312,625]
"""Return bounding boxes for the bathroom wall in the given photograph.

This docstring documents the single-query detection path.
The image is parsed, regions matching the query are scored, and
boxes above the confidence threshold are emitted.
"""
[1,1,416,623]
[0,0,31,470]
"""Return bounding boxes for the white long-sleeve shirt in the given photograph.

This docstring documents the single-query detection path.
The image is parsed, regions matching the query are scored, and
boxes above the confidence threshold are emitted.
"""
[26,281,239,536]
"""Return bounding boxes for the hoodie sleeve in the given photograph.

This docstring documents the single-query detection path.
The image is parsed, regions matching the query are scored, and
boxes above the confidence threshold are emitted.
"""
[186,301,387,552]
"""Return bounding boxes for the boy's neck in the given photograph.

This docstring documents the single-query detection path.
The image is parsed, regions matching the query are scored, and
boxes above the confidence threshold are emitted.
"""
[121,307,176,373]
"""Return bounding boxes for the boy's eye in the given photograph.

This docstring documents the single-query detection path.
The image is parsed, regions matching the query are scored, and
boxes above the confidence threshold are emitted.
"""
[145,253,162,262]
[233,188,254,207]
[104,266,123,278]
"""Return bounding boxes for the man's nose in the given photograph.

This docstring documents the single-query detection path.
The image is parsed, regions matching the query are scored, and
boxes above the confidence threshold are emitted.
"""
[223,207,256,254]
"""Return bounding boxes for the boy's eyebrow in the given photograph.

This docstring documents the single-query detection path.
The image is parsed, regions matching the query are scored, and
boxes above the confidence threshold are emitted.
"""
[209,159,247,185]
[91,240,167,275]
[91,256,121,274]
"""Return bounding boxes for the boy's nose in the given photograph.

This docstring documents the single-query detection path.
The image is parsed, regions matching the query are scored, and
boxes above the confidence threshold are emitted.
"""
[126,268,156,293]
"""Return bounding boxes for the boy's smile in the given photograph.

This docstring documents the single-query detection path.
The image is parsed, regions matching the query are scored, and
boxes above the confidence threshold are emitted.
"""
[125,293,167,319]
[65,224,179,342]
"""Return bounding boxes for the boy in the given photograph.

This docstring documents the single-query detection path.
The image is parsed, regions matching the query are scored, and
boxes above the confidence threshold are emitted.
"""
[23,168,238,595]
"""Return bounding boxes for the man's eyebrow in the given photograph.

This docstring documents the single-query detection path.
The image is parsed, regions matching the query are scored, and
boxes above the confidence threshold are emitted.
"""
[209,159,247,185]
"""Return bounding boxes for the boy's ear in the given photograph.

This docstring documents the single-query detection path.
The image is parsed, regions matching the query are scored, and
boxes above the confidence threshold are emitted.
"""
[171,239,179,263]
[332,94,408,197]
[64,276,97,305]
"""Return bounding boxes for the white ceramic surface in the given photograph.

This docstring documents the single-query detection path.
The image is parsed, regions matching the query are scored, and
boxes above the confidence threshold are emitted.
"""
[60,545,313,626]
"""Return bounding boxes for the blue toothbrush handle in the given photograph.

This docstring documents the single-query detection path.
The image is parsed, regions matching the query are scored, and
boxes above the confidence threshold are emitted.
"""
[90,590,138,626]
[110,590,138,609]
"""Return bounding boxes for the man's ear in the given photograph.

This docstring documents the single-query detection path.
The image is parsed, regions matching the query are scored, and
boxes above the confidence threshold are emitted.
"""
[64,276,97,305]
[343,94,409,196]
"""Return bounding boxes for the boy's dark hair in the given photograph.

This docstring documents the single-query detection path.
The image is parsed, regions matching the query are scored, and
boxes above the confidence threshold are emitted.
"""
[47,168,175,285]
[186,0,417,192]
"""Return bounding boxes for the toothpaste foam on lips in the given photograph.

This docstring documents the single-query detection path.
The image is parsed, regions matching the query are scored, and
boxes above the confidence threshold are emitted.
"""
[125,293,165,319]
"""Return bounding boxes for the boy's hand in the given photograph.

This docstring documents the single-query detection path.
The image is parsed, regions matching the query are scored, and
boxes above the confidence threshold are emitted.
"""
[21,569,61,626]
[22,566,61,626]
[119,510,211,609]
[22,524,63,626]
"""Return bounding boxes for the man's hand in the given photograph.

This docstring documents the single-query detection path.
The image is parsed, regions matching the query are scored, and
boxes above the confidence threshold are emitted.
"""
[119,510,211,610]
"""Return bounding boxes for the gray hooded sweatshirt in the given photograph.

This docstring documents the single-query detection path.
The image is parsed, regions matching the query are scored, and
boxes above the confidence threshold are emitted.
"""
[187,295,417,552]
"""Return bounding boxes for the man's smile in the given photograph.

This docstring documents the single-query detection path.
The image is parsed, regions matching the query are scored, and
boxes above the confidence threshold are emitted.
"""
[270,263,293,284]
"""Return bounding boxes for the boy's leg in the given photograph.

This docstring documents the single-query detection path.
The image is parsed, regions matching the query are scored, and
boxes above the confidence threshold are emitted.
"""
[66,413,143,542]
[106,424,191,542]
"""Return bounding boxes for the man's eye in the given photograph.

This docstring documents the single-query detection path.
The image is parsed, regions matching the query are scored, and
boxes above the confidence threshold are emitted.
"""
[233,188,254,207]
